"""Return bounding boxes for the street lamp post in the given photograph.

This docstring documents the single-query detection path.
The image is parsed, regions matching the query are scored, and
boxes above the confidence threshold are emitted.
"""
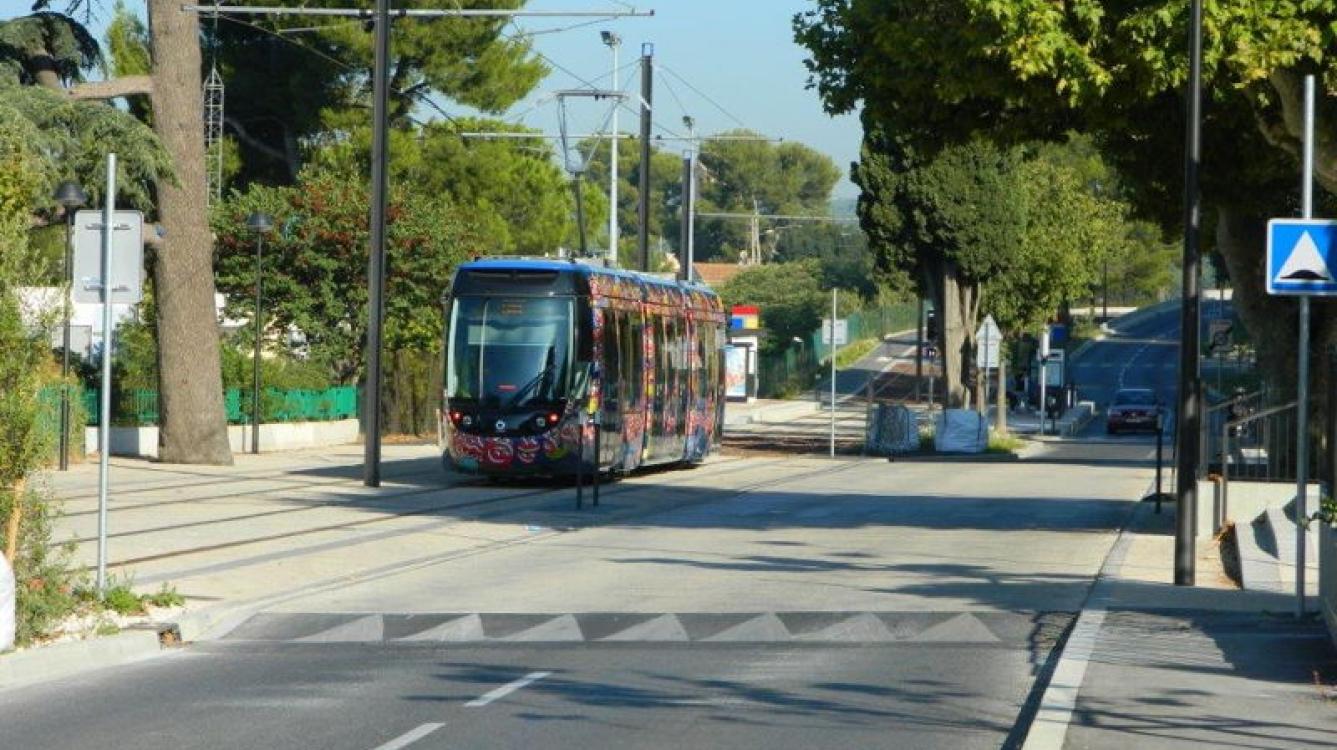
[54,181,87,472]
[247,212,274,455]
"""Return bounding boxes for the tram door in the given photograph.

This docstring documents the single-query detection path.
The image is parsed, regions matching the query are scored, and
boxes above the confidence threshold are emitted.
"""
[599,308,623,470]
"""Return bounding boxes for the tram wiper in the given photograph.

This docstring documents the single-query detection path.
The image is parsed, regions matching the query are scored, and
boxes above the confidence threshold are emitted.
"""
[503,362,559,409]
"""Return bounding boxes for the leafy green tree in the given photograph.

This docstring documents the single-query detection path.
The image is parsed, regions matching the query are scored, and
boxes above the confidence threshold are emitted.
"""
[213,163,486,384]
[205,0,546,185]
[717,259,828,352]
[855,134,1026,407]
[771,222,879,297]
[792,0,1329,395]
[693,131,842,261]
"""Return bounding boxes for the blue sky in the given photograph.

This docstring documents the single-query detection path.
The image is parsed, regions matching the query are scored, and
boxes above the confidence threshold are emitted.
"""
[88,1,862,197]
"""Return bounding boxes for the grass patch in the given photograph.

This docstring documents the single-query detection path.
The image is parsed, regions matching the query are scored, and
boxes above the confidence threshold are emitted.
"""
[831,338,880,370]
[986,433,1027,454]
[143,584,185,609]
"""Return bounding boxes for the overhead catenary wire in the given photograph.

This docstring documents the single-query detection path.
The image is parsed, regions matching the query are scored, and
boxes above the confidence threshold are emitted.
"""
[659,63,749,130]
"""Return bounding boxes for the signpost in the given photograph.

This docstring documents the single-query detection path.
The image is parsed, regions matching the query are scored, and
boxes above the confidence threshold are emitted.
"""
[976,315,1002,418]
[84,156,144,595]
[1263,74,1323,616]
[822,290,845,458]
[1038,328,1051,435]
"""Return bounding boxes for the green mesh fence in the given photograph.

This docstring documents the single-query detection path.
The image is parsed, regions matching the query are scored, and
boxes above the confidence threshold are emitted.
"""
[756,302,920,398]
[76,386,359,426]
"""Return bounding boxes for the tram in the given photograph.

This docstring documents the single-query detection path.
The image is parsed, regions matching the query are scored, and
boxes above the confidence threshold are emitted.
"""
[440,258,727,477]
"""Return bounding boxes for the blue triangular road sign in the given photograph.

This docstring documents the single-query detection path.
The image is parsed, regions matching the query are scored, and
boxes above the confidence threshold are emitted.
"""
[1267,219,1337,295]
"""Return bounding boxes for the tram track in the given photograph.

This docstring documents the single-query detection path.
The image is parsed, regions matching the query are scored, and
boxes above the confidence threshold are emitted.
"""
[82,454,797,574]
[126,456,866,600]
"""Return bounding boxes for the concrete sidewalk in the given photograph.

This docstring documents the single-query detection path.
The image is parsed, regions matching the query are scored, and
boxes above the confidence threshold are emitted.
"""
[1025,499,1337,749]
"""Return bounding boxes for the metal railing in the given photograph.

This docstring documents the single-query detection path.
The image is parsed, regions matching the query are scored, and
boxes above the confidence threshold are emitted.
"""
[1201,389,1266,478]
[1219,400,1301,524]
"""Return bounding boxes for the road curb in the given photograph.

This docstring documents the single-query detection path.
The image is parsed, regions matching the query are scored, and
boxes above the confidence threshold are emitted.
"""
[0,629,163,692]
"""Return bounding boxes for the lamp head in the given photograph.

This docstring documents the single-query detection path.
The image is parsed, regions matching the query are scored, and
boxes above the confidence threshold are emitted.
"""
[54,181,87,210]
[601,30,620,46]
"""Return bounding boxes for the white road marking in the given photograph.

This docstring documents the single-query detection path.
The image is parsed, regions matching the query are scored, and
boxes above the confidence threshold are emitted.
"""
[465,671,552,707]
[1020,501,1142,749]
[371,722,445,750]
[1020,608,1107,750]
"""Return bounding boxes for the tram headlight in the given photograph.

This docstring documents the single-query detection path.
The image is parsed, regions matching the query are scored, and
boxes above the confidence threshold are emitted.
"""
[533,416,546,429]
[461,415,473,427]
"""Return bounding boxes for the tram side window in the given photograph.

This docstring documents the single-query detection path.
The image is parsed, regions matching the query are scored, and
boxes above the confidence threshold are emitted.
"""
[603,309,621,410]
[624,310,643,410]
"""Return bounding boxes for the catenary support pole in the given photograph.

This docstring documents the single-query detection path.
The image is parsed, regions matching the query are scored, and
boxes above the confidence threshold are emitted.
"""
[686,151,696,280]
[637,44,653,272]
[1175,0,1204,586]
[679,153,692,280]
[363,0,390,487]
[607,35,619,267]
[96,153,116,595]
[1295,73,1316,616]
[830,288,837,459]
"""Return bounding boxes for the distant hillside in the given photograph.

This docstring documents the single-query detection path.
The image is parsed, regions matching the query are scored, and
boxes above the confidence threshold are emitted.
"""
[829,197,858,218]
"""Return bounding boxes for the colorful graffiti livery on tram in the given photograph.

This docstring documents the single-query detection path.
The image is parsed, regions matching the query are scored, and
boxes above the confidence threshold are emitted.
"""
[441,258,727,477]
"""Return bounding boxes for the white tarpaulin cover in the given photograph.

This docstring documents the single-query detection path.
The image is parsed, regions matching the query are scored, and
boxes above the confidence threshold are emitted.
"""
[0,553,14,651]
[934,409,988,453]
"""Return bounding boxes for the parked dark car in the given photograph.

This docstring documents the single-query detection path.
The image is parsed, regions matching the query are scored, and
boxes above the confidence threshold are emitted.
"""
[1106,388,1161,434]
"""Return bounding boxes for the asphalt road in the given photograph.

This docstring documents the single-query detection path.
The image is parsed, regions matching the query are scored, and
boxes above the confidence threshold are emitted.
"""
[0,439,1155,750]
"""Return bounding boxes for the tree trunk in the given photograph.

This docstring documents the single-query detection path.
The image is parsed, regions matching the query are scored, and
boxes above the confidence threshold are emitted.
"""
[147,1,233,464]
[4,478,24,565]
[995,349,1007,435]
[936,267,979,409]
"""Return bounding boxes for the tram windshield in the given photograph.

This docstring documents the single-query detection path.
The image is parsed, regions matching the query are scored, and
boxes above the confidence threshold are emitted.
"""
[447,296,573,408]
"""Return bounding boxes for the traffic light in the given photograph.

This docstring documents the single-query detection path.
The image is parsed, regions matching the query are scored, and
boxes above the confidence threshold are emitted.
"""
[925,310,938,340]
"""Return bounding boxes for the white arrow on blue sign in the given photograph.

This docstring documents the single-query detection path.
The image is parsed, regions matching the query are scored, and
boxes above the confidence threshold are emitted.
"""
[1267,218,1337,295]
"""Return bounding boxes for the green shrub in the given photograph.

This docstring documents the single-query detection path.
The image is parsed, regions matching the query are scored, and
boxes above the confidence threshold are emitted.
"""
[0,486,81,646]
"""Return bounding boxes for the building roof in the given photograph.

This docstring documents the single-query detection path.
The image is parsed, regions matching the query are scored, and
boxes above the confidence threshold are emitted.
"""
[693,262,747,288]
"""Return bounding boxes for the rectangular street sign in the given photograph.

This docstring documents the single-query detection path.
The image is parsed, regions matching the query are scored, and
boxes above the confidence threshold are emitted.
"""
[821,318,848,346]
[72,210,144,304]
[975,314,1002,369]
[1266,218,1337,296]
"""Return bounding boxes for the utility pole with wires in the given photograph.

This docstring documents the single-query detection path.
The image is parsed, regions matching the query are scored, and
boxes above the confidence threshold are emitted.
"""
[187,2,654,487]
[695,211,859,266]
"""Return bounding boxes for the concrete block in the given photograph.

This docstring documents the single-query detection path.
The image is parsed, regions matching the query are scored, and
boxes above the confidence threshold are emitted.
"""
[1320,524,1337,648]
[87,419,360,458]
